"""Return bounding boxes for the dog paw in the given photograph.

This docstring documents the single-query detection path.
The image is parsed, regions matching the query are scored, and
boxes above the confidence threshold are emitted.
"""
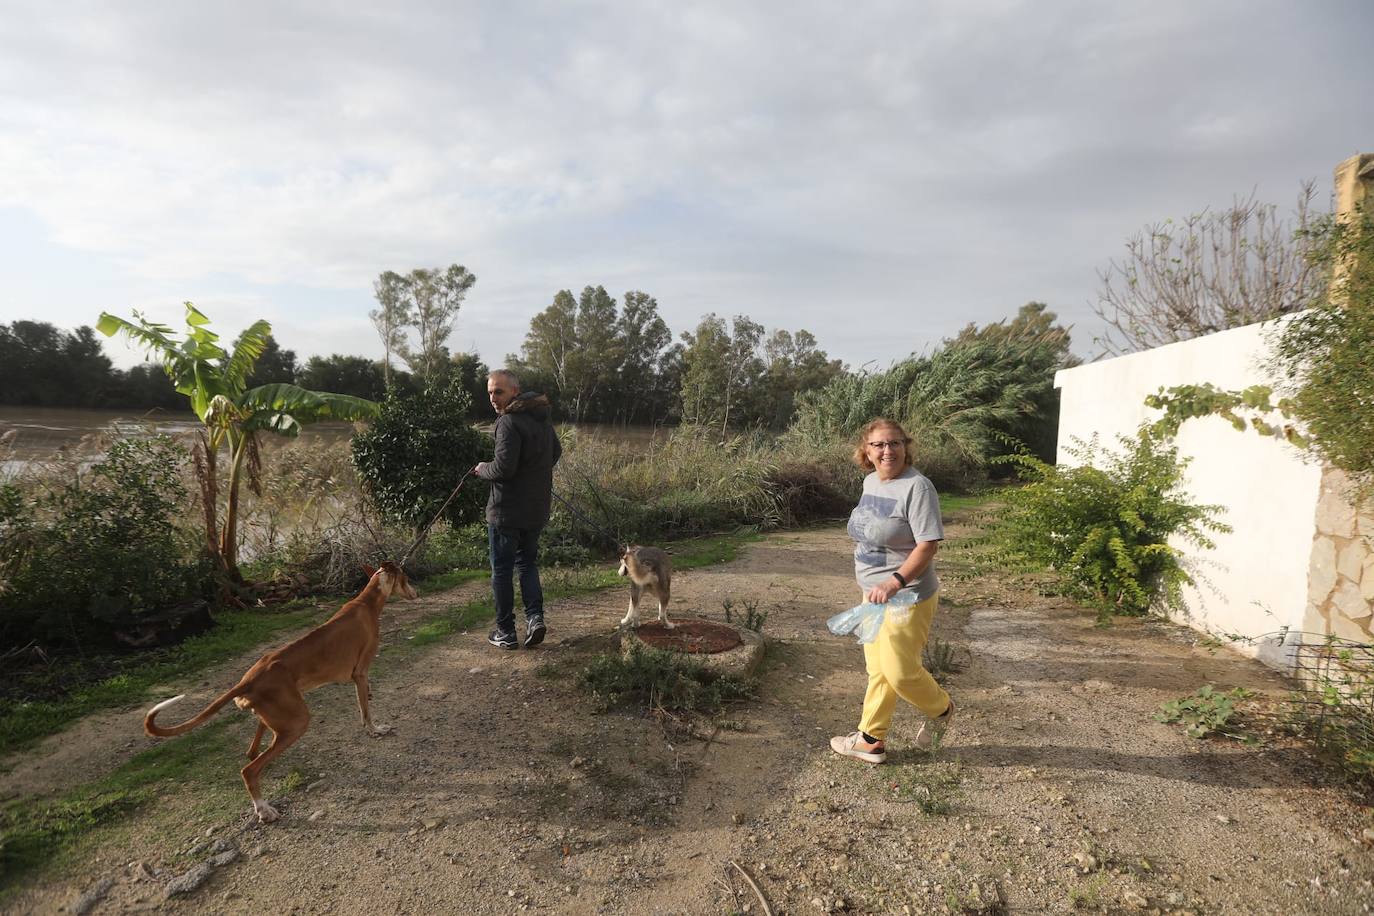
[253,800,280,823]
[369,724,394,737]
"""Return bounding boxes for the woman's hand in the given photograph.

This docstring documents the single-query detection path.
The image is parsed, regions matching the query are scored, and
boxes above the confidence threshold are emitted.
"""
[865,577,901,604]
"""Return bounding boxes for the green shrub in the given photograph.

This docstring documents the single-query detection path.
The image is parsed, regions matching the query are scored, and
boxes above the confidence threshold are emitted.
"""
[985,430,1229,620]
[577,644,755,714]
[351,380,492,532]
[0,437,209,649]
[1273,207,1374,486]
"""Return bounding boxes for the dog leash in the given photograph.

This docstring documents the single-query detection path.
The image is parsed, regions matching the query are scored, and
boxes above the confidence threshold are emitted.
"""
[399,469,475,567]
[551,488,623,551]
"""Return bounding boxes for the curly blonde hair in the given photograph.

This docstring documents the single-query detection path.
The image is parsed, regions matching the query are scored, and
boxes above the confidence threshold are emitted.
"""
[852,418,914,471]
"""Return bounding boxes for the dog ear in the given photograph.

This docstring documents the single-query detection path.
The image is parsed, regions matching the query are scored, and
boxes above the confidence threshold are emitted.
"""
[362,563,377,578]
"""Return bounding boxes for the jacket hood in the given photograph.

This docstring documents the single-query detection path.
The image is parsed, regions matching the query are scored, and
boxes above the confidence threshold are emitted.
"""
[503,391,551,420]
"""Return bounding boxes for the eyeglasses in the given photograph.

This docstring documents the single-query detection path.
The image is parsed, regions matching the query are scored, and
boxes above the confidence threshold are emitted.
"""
[866,440,906,451]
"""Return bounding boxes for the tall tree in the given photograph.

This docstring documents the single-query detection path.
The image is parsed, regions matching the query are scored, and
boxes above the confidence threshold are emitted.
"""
[679,314,764,433]
[613,290,672,425]
[371,263,477,386]
[1093,184,1325,354]
[407,264,477,383]
[297,354,388,401]
[370,271,412,389]
[518,290,580,415]
[245,334,298,387]
[569,285,622,422]
[759,328,844,428]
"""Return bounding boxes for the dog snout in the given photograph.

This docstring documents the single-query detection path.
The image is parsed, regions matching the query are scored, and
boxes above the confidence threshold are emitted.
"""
[617,561,628,577]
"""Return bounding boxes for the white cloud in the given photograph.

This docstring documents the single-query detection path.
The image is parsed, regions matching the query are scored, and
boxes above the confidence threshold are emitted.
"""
[1,0,1371,371]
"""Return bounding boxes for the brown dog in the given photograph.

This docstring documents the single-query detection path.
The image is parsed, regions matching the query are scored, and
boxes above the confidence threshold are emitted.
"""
[143,561,417,823]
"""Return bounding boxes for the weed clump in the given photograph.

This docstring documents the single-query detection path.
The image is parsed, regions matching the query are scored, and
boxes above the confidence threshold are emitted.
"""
[1155,684,1254,741]
[578,644,754,715]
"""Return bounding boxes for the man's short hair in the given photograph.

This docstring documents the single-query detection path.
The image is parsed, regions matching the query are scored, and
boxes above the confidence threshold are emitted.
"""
[488,369,521,389]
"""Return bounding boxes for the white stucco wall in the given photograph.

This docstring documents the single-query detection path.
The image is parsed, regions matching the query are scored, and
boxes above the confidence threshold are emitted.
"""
[1054,319,1322,668]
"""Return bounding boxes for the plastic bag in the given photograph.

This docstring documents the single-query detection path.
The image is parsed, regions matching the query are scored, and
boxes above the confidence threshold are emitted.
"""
[826,591,918,645]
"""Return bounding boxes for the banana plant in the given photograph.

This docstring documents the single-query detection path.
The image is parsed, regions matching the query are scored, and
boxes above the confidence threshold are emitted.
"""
[98,303,379,585]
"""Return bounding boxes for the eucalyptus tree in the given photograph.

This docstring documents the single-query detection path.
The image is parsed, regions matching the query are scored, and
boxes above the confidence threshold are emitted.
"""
[372,263,478,386]
[614,290,672,424]
[679,313,764,434]
[97,303,379,585]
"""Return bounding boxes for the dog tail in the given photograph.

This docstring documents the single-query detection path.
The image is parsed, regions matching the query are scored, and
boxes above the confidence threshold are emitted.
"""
[144,685,245,737]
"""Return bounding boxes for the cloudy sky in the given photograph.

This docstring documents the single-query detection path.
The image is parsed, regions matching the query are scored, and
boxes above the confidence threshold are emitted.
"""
[2,0,1371,372]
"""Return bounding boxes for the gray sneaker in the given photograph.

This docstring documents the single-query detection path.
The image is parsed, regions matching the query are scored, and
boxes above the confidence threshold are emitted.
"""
[523,615,546,648]
[914,699,956,752]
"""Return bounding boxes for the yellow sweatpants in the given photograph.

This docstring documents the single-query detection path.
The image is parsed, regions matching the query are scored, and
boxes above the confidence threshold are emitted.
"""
[858,592,949,741]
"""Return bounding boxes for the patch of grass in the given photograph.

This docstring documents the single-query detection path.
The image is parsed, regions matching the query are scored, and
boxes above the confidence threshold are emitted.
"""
[414,567,489,593]
[578,644,755,715]
[1067,873,1109,909]
[939,491,999,515]
[884,760,963,816]
[0,603,325,755]
[669,529,762,569]
[389,598,492,655]
[0,716,243,895]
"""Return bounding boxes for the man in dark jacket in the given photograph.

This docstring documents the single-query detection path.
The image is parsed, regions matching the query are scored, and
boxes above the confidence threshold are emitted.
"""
[472,369,562,649]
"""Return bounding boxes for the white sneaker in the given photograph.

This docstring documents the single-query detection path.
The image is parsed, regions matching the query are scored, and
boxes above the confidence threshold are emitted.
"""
[914,700,956,752]
[829,731,887,764]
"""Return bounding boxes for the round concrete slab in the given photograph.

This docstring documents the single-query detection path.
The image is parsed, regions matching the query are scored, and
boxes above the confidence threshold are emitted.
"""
[621,618,766,677]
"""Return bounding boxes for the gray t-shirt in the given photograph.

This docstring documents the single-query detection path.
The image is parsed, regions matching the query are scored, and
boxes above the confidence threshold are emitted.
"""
[847,467,944,602]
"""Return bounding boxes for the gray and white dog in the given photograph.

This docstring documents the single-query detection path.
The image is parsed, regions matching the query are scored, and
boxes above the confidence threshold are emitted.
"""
[617,545,673,629]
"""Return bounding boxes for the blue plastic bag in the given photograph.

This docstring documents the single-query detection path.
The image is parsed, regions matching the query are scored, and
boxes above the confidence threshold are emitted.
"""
[826,591,918,644]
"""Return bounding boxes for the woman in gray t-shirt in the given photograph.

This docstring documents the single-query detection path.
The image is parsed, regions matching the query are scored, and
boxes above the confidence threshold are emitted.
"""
[830,418,956,765]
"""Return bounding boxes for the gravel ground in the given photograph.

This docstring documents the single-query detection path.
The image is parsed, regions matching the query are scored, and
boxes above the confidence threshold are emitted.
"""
[5,521,1373,915]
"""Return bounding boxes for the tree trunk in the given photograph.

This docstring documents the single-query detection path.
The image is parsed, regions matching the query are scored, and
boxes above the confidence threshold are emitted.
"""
[217,431,247,584]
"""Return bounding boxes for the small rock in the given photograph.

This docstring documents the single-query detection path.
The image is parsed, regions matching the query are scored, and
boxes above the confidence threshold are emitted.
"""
[247,846,267,858]
[1122,889,1148,909]
[1166,892,1186,906]
[204,826,217,838]
[209,839,236,855]
[187,841,209,857]
[570,756,586,768]
[1073,851,1099,873]
[811,898,825,910]
[423,817,444,830]
[1361,828,1374,846]
[165,863,214,898]
[306,779,327,793]
[71,877,115,915]
[1216,814,1233,826]
[308,809,326,822]
[210,850,238,867]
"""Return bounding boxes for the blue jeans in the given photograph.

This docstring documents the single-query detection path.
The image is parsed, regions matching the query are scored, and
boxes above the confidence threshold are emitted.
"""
[488,525,544,634]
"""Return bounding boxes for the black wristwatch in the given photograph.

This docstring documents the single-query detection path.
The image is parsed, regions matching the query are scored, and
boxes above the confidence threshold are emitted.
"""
[891,571,908,587]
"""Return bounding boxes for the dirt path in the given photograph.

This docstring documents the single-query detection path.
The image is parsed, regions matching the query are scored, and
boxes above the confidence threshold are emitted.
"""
[6,524,1374,914]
